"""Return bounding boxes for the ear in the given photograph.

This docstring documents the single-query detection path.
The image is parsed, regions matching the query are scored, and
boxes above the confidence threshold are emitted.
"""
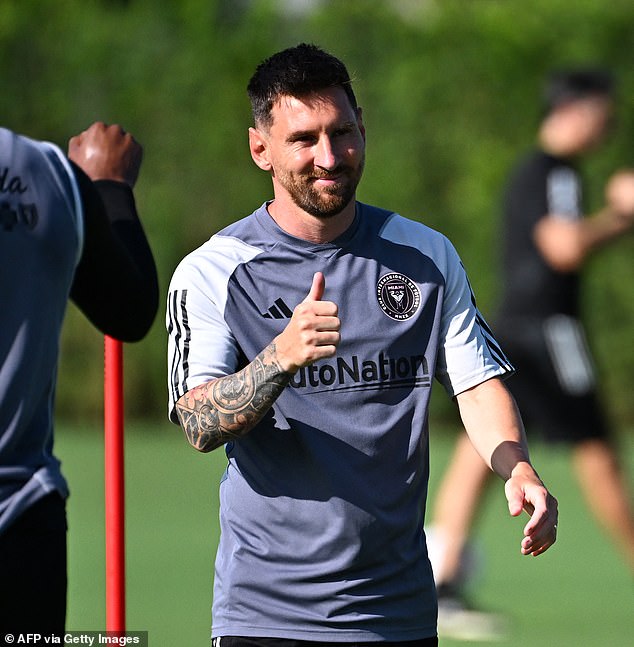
[356,107,366,142]
[249,127,272,171]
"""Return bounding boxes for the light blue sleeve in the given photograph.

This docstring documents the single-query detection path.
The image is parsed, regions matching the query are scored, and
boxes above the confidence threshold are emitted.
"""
[166,235,264,422]
[434,239,513,397]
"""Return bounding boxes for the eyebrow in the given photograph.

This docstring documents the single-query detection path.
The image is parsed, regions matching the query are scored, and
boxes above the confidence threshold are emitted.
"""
[286,129,315,143]
[286,120,357,143]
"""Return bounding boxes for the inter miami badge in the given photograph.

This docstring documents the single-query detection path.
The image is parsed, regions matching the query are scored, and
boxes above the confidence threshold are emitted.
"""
[377,273,421,321]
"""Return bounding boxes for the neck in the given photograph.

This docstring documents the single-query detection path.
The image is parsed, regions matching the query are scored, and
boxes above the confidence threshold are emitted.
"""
[267,198,356,244]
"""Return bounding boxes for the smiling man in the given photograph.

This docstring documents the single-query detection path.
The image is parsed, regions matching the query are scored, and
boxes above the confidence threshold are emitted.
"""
[166,43,558,647]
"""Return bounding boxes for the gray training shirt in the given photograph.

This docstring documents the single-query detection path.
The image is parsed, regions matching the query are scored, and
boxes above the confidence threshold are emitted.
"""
[167,202,512,641]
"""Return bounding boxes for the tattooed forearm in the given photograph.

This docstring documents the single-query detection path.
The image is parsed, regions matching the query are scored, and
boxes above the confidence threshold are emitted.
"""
[175,342,292,452]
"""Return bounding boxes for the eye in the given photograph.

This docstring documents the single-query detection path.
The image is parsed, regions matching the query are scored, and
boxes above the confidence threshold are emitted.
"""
[288,132,317,145]
[334,126,353,137]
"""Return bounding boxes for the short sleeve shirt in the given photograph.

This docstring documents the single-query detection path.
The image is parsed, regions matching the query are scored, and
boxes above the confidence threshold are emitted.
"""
[167,202,512,641]
[498,150,582,319]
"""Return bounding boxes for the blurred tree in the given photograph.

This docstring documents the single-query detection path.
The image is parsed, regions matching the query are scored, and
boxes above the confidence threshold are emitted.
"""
[1,0,632,425]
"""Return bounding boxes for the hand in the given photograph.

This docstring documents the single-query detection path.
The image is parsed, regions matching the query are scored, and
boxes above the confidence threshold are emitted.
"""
[68,121,143,187]
[273,272,340,373]
[605,169,634,221]
[505,468,558,557]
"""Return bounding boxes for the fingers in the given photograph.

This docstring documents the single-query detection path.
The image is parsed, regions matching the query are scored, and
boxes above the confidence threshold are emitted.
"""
[506,478,558,557]
[68,121,128,156]
[293,281,340,360]
[506,490,528,518]
[522,494,558,556]
[521,503,558,557]
[304,272,326,302]
[68,121,142,187]
[274,273,340,373]
[605,169,634,218]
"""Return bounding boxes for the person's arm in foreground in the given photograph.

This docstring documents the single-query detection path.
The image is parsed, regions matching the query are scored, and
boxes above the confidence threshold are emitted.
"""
[68,121,159,341]
[455,377,559,556]
[175,272,340,452]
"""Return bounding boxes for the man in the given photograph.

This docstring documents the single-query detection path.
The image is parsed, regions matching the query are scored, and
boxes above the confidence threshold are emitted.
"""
[428,69,634,641]
[0,122,158,631]
[167,44,558,646]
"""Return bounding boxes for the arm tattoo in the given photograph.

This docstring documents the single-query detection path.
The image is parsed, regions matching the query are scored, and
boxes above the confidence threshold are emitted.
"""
[175,342,292,452]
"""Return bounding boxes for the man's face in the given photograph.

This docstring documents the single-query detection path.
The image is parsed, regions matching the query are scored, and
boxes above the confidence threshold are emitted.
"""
[573,96,614,150]
[256,87,366,219]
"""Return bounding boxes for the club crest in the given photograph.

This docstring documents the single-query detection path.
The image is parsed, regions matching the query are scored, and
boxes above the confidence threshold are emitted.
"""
[377,273,420,320]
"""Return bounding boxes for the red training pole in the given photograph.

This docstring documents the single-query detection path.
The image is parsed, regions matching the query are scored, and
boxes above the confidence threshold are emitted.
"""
[104,335,126,631]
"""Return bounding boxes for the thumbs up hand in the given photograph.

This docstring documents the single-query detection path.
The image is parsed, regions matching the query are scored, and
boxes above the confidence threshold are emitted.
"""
[274,272,340,374]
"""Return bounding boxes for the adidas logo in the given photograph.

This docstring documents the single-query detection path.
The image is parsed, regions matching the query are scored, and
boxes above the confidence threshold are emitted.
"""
[261,297,293,319]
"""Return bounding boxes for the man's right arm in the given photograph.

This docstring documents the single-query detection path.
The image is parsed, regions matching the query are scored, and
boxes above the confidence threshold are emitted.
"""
[175,271,340,452]
[175,341,292,452]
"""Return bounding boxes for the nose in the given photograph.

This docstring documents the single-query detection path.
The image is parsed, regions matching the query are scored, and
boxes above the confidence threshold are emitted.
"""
[314,135,338,171]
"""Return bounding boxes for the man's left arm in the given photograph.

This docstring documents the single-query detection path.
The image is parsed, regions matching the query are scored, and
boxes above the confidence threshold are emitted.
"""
[455,377,559,557]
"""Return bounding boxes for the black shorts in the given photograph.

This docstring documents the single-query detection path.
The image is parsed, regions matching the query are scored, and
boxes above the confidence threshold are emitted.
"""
[0,492,67,633]
[495,314,609,444]
[212,639,437,647]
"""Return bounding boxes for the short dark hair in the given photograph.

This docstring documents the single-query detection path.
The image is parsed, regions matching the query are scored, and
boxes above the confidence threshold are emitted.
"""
[247,43,357,128]
[543,68,615,114]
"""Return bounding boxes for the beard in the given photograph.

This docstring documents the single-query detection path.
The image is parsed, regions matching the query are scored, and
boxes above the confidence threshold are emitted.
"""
[275,156,365,219]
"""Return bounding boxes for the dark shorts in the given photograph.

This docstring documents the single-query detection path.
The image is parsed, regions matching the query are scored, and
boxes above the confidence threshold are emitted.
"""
[0,492,67,633]
[495,315,609,444]
[212,639,437,647]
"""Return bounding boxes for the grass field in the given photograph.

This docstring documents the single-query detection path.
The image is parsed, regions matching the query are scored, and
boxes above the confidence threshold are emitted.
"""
[56,421,634,646]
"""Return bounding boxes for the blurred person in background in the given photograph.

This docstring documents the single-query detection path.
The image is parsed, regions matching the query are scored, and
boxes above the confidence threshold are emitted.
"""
[0,122,158,632]
[427,68,634,642]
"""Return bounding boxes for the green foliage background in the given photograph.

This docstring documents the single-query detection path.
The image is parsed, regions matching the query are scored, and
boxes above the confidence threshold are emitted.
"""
[2,0,632,426]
